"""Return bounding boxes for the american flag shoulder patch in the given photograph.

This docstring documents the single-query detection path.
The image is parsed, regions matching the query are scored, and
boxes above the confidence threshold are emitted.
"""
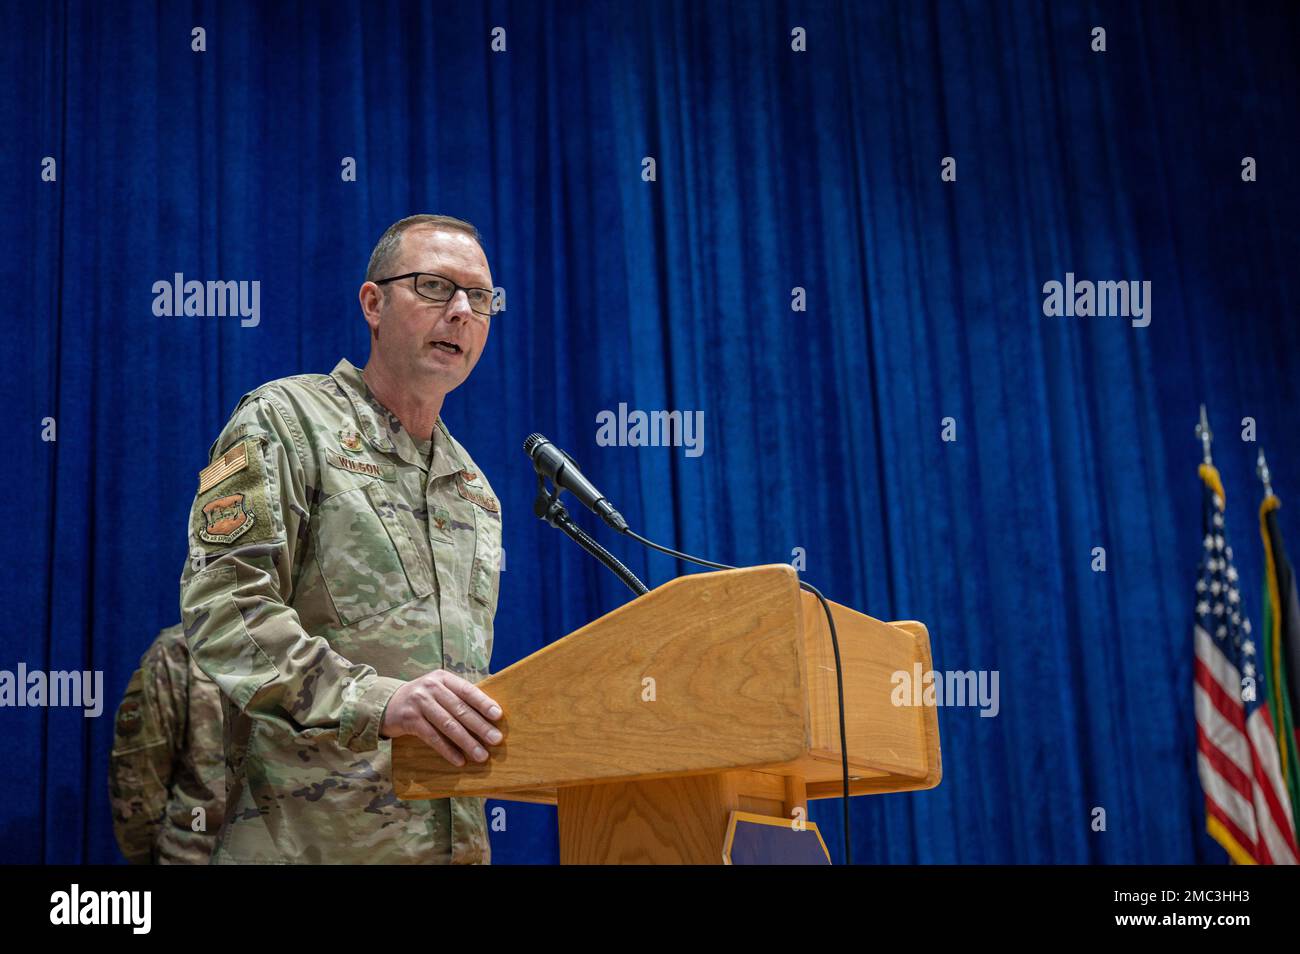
[198,441,250,494]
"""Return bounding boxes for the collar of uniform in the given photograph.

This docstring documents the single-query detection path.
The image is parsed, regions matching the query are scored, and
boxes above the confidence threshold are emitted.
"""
[430,418,468,480]
[330,359,465,478]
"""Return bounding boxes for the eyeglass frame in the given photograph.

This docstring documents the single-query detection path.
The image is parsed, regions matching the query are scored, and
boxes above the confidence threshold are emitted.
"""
[372,271,496,317]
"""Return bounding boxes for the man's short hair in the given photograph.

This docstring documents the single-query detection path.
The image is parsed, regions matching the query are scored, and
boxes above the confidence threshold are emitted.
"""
[365,214,485,284]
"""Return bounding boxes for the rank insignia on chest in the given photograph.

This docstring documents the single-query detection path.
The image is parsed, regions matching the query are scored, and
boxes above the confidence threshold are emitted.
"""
[430,505,451,532]
[199,492,256,543]
[338,429,364,454]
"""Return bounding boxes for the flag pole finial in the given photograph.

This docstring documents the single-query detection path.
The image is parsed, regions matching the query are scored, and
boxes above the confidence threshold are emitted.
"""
[1196,404,1213,466]
[1257,447,1274,498]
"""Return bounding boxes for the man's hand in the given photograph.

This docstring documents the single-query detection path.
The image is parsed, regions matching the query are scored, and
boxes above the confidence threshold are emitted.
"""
[380,670,503,767]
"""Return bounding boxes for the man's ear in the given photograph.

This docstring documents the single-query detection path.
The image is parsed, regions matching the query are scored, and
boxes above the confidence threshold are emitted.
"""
[359,281,384,337]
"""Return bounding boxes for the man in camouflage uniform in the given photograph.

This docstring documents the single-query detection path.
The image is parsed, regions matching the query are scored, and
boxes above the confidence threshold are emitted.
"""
[109,624,226,863]
[180,214,505,864]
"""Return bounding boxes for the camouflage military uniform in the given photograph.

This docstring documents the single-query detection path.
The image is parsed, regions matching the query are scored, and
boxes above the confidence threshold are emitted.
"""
[109,624,226,864]
[179,359,501,864]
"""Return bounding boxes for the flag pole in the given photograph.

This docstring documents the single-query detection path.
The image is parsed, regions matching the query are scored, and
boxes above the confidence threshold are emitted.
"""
[1257,447,1275,498]
[1196,404,1214,466]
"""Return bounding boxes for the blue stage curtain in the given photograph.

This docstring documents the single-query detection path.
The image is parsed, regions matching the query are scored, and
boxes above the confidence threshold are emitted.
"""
[3,0,1298,864]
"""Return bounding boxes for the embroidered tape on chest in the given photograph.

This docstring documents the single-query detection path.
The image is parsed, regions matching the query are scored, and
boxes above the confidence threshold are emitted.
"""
[325,449,397,482]
[456,478,499,512]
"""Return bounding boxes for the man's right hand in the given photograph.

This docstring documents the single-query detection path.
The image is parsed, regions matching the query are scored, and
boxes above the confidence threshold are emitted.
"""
[379,670,503,767]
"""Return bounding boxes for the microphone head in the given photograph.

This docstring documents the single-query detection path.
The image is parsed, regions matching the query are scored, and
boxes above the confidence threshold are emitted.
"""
[523,433,550,459]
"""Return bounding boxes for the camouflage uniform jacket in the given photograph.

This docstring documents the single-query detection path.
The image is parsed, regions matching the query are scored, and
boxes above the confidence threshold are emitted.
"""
[109,624,226,863]
[179,359,501,864]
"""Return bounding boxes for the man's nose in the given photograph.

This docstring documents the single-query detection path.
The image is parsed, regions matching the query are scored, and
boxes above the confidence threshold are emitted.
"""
[445,289,473,321]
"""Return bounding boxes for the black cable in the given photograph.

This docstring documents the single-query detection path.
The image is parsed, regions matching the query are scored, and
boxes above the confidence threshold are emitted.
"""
[620,528,854,866]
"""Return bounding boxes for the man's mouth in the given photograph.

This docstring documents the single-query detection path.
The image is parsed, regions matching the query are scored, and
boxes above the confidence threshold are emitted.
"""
[431,339,462,355]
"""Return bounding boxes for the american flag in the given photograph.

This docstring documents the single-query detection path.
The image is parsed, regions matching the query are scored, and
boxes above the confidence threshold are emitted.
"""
[1193,465,1298,864]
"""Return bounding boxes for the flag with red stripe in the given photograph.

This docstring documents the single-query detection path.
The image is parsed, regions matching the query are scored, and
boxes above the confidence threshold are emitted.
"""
[1193,463,1298,864]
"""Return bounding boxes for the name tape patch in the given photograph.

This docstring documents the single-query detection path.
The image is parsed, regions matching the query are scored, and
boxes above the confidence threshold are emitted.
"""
[325,449,396,482]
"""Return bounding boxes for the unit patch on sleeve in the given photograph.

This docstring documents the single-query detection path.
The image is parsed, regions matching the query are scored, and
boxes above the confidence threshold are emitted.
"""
[115,698,143,737]
[199,493,256,544]
[190,437,276,551]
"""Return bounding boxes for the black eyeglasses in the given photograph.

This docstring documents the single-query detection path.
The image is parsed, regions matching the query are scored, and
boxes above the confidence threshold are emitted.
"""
[374,272,495,317]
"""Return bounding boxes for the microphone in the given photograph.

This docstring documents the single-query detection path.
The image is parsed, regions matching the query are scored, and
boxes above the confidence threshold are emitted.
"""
[523,433,628,532]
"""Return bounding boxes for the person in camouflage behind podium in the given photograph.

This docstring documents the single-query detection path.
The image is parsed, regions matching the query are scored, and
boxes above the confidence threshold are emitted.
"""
[109,624,225,863]
[180,215,506,864]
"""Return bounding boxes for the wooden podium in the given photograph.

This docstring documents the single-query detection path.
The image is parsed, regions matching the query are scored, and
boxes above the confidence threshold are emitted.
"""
[392,564,941,864]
